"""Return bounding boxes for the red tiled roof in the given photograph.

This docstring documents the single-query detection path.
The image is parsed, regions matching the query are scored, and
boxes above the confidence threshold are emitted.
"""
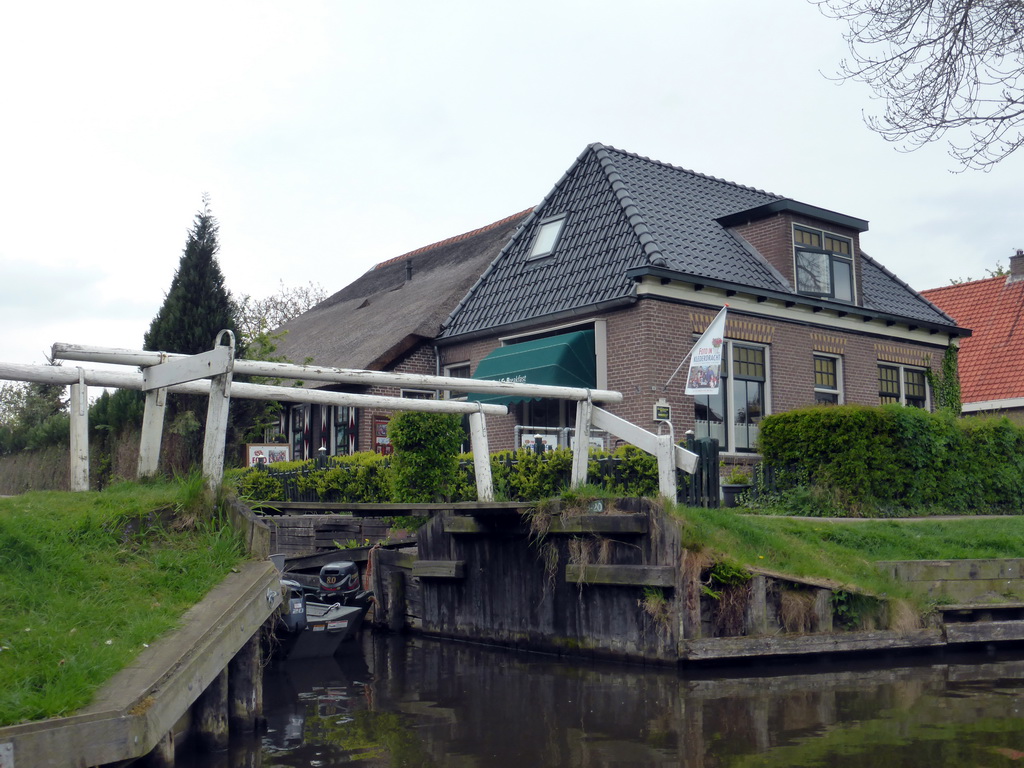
[921,276,1024,404]
[372,209,534,270]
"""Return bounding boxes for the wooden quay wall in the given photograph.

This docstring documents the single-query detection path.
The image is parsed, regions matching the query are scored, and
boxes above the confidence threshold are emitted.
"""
[354,501,1024,665]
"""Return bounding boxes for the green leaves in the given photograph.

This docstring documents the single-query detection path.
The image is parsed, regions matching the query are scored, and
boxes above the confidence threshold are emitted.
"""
[760,405,1024,515]
[387,412,464,503]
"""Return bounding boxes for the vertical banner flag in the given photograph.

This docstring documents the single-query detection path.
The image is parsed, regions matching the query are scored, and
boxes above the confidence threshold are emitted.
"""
[684,306,728,396]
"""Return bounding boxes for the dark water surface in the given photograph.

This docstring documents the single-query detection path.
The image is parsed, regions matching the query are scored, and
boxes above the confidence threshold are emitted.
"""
[191,634,1024,767]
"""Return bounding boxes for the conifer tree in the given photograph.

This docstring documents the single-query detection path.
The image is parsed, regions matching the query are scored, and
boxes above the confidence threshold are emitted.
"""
[142,198,243,469]
[144,197,241,355]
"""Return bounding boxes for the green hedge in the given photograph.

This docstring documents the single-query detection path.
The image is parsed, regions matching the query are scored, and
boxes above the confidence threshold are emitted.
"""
[233,444,662,504]
[758,405,1024,515]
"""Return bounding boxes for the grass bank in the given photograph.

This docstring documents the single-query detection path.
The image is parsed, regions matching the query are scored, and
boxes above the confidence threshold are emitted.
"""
[0,478,247,727]
[674,506,1024,604]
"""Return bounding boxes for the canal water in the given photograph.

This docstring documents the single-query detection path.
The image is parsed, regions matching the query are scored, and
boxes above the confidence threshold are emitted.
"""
[194,634,1024,767]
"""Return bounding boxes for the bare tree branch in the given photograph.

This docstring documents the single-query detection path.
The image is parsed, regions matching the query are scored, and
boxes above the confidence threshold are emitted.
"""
[814,0,1024,169]
[234,280,328,345]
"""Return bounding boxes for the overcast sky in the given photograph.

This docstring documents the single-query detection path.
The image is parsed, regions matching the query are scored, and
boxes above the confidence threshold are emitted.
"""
[1,1,1020,369]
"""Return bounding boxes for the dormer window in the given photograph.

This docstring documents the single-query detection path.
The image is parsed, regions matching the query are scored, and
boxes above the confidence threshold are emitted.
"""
[528,215,566,259]
[794,226,854,302]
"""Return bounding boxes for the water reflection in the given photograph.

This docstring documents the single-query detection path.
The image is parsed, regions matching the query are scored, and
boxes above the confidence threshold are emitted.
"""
[195,634,1024,767]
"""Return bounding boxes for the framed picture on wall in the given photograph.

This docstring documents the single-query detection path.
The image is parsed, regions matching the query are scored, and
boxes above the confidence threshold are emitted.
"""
[247,443,291,466]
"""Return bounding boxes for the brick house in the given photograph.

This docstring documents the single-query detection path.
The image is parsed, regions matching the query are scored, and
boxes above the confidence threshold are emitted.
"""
[276,143,969,461]
[920,251,1024,421]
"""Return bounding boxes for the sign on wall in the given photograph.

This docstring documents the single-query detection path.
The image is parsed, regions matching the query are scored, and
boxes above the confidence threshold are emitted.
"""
[247,443,291,466]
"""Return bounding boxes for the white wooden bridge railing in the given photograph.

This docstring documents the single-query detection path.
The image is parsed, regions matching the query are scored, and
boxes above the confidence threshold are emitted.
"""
[0,335,699,500]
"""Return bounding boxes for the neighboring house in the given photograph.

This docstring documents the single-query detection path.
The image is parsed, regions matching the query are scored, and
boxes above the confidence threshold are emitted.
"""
[920,251,1024,421]
[276,143,970,461]
[272,210,530,458]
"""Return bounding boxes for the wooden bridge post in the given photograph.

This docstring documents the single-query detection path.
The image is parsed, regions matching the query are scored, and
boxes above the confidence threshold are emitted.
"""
[195,668,229,751]
[69,371,89,491]
[144,731,176,767]
[228,631,264,733]
[745,575,768,635]
[571,398,593,488]
[137,387,167,479]
[468,410,494,502]
[387,570,406,632]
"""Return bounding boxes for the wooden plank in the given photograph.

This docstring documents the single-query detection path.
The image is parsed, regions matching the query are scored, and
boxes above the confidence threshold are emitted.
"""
[443,516,489,534]
[442,513,648,535]
[918,579,1024,602]
[412,560,466,579]
[945,620,1024,644]
[565,564,675,587]
[939,601,1024,612]
[547,514,648,535]
[376,548,418,570]
[681,628,944,661]
[878,559,1024,582]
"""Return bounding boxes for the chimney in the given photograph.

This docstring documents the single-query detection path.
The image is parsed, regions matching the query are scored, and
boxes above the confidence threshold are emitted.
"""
[406,259,413,282]
[1009,249,1024,285]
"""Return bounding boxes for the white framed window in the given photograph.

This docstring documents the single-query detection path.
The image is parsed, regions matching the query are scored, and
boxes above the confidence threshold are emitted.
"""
[443,362,471,400]
[694,341,769,453]
[879,364,928,408]
[528,215,566,259]
[814,354,843,405]
[794,226,854,302]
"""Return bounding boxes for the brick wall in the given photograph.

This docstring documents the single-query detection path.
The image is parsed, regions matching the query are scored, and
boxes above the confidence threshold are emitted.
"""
[344,298,948,459]
[435,300,948,457]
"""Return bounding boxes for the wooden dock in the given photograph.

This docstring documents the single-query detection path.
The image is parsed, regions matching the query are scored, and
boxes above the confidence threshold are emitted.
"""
[0,500,281,768]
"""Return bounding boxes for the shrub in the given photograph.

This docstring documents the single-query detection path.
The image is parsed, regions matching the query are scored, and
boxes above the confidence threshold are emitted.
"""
[759,405,1024,515]
[387,412,464,502]
[309,452,389,503]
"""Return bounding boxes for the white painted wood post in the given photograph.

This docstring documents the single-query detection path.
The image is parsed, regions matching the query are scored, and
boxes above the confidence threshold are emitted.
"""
[656,433,677,500]
[137,388,167,479]
[202,331,236,492]
[468,408,494,502]
[69,368,89,491]
[571,397,594,488]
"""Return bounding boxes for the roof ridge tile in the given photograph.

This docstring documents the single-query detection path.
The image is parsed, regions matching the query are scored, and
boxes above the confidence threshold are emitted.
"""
[594,142,783,201]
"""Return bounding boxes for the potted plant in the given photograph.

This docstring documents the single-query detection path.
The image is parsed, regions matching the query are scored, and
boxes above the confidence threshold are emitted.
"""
[720,465,752,508]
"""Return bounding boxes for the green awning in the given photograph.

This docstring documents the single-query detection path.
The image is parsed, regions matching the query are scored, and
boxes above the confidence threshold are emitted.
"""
[469,330,596,405]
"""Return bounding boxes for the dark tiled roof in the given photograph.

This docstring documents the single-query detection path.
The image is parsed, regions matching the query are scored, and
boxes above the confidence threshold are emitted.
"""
[273,210,531,370]
[441,143,960,339]
[859,251,958,326]
[921,277,1024,405]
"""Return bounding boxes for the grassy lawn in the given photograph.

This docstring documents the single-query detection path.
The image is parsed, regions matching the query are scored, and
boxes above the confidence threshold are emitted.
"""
[674,506,1024,602]
[0,478,247,727]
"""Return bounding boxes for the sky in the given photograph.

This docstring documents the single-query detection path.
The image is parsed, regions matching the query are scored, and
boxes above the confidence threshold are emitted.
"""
[1,1,1020,369]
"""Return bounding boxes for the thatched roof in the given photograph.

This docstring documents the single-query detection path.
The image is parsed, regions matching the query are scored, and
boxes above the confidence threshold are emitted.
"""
[273,210,531,372]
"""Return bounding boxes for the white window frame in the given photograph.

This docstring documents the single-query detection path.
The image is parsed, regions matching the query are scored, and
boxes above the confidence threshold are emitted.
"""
[528,215,567,259]
[813,354,844,405]
[878,363,930,409]
[443,362,471,400]
[694,340,771,455]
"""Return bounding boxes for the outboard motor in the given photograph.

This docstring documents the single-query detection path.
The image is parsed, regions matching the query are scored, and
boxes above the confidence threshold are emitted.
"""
[317,561,362,605]
[279,579,307,632]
